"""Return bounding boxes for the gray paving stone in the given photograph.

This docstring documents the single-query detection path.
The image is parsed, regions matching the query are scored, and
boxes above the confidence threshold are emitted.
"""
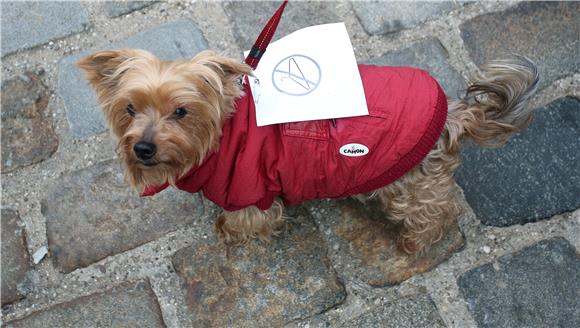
[456,97,580,226]
[295,292,446,328]
[223,1,341,50]
[362,38,466,106]
[1,1,90,56]
[458,237,580,328]
[353,1,460,35]
[311,199,464,287]
[172,206,346,327]
[342,294,446,328]
[41,160,201,273]
[1,209,31,305]
[103,1,157,18]
[58,20,208,139]
[1,72,58,173]
[460,1,579,89]
[4,280,166,328]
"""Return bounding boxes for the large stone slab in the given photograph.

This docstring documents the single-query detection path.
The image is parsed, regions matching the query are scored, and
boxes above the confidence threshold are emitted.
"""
[460,1,579,89]
[1,72,58,173]
[172,206,346,327]
[353,1,459,35]
[103,1,157,18]
[223,1,341,50]
[312,199,464,287]
[458,238,580,328]
[1,209,31,305]
[1,1,90,56]
[363,38,466,97]
[4,280,166,328]
[42,160,201,273]
[456,97,580,226]
[58,20,208,138]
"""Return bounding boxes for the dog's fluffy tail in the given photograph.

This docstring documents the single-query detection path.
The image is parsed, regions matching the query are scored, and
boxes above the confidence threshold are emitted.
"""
[445,56,539,152]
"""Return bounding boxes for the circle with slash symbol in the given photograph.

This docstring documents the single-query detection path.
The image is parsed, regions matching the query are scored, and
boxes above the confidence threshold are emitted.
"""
[272,54,321,96]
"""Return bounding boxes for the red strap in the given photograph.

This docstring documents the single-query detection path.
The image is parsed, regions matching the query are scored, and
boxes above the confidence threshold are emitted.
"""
[244,1,288,70]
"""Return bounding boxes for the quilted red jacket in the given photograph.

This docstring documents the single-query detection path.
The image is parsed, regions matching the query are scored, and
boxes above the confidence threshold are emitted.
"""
[142,65,448,211]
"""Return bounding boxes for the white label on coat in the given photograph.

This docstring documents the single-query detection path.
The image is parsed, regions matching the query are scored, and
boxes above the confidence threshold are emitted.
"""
[340,143,369,157]
[245,23,369,126]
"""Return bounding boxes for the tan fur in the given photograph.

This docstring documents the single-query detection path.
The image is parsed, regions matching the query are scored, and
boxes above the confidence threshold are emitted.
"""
[370,57,539,253]
[77,49,538,254]
[369,125,461,254]
[216,199,285,244]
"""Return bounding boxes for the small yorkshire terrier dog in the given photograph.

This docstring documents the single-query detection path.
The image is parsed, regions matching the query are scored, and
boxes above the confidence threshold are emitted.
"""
[77,49,538,254]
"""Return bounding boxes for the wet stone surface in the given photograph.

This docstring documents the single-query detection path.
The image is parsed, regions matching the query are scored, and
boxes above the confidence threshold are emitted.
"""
[42,160,201,273]
[312,199,464,287]
[458,238,580,328]
[353,1,459,35]
[58,20,208,138]
[172,206,346,328]
[456,97,580,226]
[1,72,58,173]
[4,280,166,328]
[223,1,341,50]
[460,1,579,89]
[1,209,31,305]
[363,38,466,97]
[1,1,90,56]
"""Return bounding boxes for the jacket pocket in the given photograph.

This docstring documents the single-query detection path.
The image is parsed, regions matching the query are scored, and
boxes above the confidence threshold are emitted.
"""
[281,120,330,141]
[343,107,391,127]
[368,106,390,120]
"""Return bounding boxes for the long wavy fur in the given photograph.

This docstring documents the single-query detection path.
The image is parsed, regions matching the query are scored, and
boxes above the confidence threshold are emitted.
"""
[373,57,539,253]
[447,56,540,150]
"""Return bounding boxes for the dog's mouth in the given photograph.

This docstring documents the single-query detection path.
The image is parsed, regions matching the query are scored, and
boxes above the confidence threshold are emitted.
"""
[136,159,159,167]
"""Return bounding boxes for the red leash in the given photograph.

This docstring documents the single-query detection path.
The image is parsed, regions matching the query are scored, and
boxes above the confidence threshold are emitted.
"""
[244,1,288,70]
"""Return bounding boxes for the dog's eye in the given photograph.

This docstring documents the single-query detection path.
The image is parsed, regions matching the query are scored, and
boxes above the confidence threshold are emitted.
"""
[126,104,136,117]
[174,107,187,119]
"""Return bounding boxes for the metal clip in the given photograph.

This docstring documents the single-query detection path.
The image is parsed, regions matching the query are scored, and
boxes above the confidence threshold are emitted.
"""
[251,78,261,104]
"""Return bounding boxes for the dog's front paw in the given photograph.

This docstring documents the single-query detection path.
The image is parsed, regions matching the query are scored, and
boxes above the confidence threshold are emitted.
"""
[215,214,249,245]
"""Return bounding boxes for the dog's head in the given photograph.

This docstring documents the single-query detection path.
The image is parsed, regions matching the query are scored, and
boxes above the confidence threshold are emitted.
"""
[76,50,251,188]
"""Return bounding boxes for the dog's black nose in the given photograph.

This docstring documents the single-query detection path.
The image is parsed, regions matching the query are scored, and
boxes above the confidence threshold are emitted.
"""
[134,141,157,161]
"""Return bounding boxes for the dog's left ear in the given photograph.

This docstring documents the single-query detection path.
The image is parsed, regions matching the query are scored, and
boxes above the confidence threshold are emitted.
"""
[192,51,253,79]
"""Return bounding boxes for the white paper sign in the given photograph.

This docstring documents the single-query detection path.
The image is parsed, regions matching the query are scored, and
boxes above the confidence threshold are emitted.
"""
[244,23,368,126]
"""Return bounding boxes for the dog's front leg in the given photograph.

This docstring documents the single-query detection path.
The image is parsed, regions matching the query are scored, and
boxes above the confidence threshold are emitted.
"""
[215,199,285,244]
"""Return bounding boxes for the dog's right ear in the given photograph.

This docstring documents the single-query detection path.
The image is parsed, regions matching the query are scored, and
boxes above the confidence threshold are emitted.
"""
[76,49,155,89]
[76,49,129,87]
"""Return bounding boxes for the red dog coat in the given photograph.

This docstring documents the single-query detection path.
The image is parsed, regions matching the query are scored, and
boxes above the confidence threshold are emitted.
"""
[142,65,448,211]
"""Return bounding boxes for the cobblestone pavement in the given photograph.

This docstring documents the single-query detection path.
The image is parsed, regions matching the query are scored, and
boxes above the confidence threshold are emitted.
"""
[1,1,579,327]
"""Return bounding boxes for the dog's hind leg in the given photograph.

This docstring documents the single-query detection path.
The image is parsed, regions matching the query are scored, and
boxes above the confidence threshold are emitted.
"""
[215,198,285,244]
[372,133,461,254]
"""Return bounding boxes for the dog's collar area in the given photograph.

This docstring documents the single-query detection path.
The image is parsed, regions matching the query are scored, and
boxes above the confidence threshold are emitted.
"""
[239,75,247,87]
